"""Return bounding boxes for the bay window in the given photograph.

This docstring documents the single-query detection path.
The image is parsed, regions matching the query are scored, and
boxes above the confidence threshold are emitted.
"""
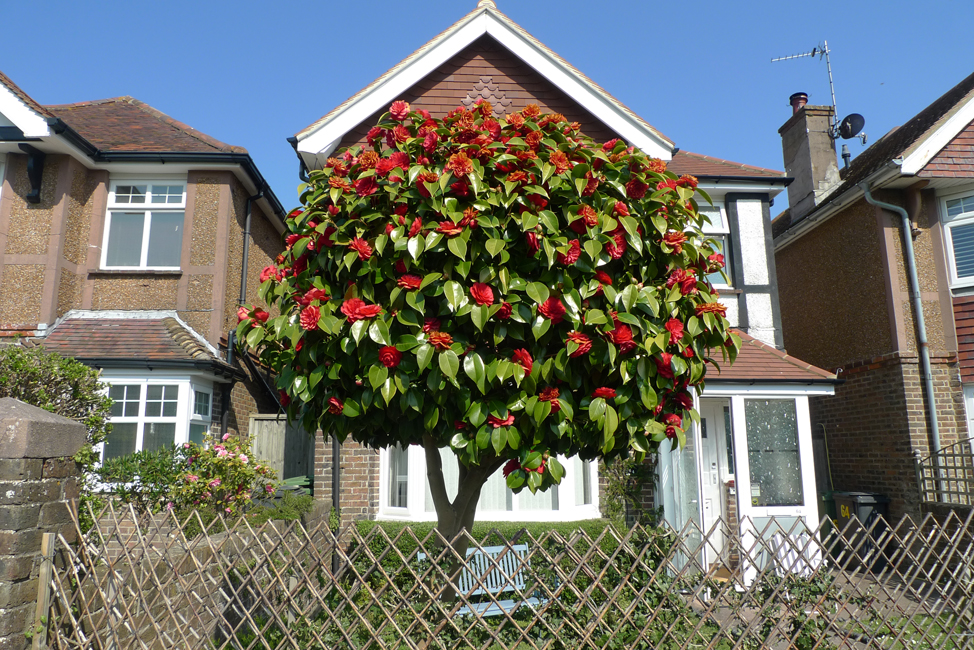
[698,204,733,287]
[101,181,186,270]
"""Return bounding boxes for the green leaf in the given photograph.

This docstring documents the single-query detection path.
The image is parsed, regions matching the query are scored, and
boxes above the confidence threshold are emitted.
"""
[533,399,552,424]
[491,427,508,455]
[309,365,324,389]
[589,397,606,422]
[245,326,264,348]
[447,237,467,259]
[439,350,460,379]
[620,285,638,312]
[408,235,425,260]
[476,426,491,449]
[485,238,506,257]
[548,457,565,482]
[583,239,602,261]
[585,309,607,325]
[415,343,434,370]
[342,399,361,418]
[350,320,368,345]
[463,352,487,394]
[444,280,464,310]
[424,406,440,431]
[466,402,486,427]
[539,210,559,232]
[380,378,396,405]
[420,272,441,290]
[531,316,550,340]
[369,319,392,346]
[526,282,550,306]
[368,365,388,390]
[604,405,619,436]
[470,304,488,332]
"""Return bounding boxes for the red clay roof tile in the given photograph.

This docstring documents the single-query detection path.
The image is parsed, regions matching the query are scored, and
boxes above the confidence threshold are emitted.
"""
[709,329,837,383]
[41,318,219,362]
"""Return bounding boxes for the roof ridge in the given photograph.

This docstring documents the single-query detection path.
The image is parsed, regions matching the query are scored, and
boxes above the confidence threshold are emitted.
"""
[43,96,131,109]
[162,317,214,360]
[0,69,54,118]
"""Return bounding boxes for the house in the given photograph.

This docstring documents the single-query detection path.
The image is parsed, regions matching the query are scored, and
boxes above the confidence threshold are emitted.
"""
[0,70,288,461]
[295,0,837,565]
[772,73,974,518]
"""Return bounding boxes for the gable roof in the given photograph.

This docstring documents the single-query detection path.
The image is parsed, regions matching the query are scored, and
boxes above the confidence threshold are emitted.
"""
[41,314,237,378]
[668,151,786,181]
[44,97,246,154]
[295,1,674,162]
[774,70,974,242]
[709,329,837,384]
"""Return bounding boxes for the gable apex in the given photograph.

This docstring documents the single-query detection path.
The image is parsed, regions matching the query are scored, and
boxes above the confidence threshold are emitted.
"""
[0,70,52,138]
[295,6,674,164]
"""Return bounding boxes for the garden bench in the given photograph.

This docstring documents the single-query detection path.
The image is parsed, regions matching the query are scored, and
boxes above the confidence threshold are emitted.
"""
[418,543,543,617]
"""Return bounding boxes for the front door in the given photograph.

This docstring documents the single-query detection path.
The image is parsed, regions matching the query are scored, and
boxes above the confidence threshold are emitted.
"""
[699,399,734,561]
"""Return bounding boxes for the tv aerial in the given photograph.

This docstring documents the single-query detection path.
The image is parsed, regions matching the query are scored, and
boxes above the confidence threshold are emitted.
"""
[772,41,867,146]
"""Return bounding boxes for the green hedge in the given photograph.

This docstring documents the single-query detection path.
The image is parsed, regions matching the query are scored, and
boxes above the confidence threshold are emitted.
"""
[355,517,619,546]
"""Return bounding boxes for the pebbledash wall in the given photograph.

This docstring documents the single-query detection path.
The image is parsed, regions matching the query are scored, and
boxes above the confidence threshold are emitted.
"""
[0,152,282,443]
[776,188,968,519]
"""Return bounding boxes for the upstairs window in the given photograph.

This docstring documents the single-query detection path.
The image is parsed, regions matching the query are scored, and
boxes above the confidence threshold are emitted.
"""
[698,204,733,287]
[101,182,186,270]
[943,191,974,287]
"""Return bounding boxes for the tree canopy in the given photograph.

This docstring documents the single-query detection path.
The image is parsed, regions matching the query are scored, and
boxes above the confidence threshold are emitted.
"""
[238,100,738,534]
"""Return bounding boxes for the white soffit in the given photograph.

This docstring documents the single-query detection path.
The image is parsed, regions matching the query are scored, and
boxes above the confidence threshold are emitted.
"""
[0,83,50,138]
[296,9,673,162]
[901,94,974,175]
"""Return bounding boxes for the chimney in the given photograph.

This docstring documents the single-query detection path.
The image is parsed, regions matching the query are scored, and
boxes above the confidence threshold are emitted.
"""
[778,96,839,222]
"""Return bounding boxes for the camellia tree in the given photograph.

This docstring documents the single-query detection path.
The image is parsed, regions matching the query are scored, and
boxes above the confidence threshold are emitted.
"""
[237,99,738,543]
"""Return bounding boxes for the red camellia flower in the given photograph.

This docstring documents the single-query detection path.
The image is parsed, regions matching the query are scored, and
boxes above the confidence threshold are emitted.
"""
[366,126,384,146]
[674,391,694,410]
[665,318,684,345]
[437,221,464,237]
[260,265,279,283]
[607,324,637,354]
[539,386,561,413]
[322,225,336,247]
[592,387,617,400]
[397,275,423,290]
[606,233,627,259]
[327,397,344,415]
[487,412,516,428]
[595,270,613,286]
[677,174,698,189]
[567,331,592,357]
[707,253,725,270]
[538,297,566,324]
[278,390,291,408]
[664,413,683,428]
[378,346,402,368]
[655,352,675,379]
[695,302,728,317]
[626,178,648,199]
[470,283,494,306]
[503,459,521,478]
[423,131,439,153]
[614,201,630,217]
[392,124,410,144]
[389,100,410,121]
[512,349,533,374]
[394,259,408,274]
[237,306,251,323]
[340,298,382,323]
[408,217,423,238]
[423,317,441,333]
[497,302,512,319]
[665,426,677,439]
[428,331,453,351]
[349,237,373,260]
[446,152,474,176]
[299,305,320,331]
[525,232,540,256]
[354,176,378,197]
[557,239,580,265]
[663,230,688,254]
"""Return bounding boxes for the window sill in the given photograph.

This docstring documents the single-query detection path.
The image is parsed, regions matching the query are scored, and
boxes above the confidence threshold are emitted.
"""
[88,269,183,278]
[717,287,742,295]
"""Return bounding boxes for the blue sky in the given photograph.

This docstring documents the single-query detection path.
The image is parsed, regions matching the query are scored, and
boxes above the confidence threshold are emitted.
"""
[2,0,971,217]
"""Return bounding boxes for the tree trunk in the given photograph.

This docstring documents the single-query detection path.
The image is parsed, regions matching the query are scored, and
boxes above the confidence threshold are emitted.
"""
[422,434,504,604]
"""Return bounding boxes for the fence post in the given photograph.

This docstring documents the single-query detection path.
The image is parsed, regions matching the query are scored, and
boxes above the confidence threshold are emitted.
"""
[31,533,55,650]
[0,398,85,650]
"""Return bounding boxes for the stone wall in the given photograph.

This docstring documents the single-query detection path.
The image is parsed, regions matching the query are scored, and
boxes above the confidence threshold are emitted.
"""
[0,398,85,650]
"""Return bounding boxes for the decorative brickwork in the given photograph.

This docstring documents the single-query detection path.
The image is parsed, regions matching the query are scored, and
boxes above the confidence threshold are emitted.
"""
[919,117,974,178]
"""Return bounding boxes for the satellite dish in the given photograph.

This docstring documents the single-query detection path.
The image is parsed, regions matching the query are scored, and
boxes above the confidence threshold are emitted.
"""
[838,113,865,139]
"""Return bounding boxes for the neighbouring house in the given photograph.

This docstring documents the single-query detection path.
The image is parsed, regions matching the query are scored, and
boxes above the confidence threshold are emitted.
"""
[294,0,837,568]
[0,69,293,468]
[772,73,974,519]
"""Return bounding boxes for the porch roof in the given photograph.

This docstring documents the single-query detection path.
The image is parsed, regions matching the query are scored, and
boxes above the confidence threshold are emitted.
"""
[708,330,838,385]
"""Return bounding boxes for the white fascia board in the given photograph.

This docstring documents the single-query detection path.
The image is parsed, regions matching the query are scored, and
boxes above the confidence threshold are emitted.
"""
[0,84,49,138]
[298,11,672,162]
[901,96,974,175]
[697,181,786,195]
[701,383,835,397]
[298,14,490,158]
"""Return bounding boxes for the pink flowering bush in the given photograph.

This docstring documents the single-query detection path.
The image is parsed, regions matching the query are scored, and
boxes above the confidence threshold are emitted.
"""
[173,433,276,516]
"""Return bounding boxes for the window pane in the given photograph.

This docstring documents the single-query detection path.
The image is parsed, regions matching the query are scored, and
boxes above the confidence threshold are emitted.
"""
[388,445,409,508]
[744,399,803,507]
[146,385,178,418]
[425,448,459,512]
[520,484,558,510]
[947,195,974,219]
[189,423,208,446]
[103,422,137,460]
[724,406,735,474]
[478,466,512,511]
[146,211,183,267]
[194,390,210,417]
[951,222,974,279]
[574,457,592,505]
[109,384,140,417]
[105,212,145,267]
[150,185,184,204]
[699,205,726,233]
[115,185,146,204]
[706,236,732,286]
[143,422,176,453]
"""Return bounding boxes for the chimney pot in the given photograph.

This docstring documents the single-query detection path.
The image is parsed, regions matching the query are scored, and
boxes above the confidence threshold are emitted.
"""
[789,92,809,115]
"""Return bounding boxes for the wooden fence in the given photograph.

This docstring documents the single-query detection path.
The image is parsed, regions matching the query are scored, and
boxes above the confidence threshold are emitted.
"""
[40,502,974,649]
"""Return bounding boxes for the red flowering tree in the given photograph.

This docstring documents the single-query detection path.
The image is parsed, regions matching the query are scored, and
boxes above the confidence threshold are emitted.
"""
[238,100,737,542]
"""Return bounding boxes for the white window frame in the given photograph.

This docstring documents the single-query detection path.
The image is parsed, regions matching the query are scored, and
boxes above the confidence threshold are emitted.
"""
[697,204,733,289]
[98,373,215,462]
[100,180,187,271]
[377,446,601,522]
[0,154,6,203]
[941,188,974,289]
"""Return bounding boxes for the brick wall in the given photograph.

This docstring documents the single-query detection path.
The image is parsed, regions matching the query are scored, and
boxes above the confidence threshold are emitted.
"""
[312,437,380,528]
[810,353,967,519]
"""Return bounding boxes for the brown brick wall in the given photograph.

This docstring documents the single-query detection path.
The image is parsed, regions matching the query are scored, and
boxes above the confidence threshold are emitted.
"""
[312,437,380,527]
[919,118,974,177]
[776,198,892,370]
[955,294,974,382]
[338,34,619,152]
[810,353,966,519]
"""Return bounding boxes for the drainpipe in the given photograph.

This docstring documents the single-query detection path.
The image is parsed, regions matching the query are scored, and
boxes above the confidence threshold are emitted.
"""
[861,183,943,461]
[239,190,265,306]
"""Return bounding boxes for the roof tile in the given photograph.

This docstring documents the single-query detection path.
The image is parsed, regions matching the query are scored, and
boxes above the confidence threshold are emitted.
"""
[42,318,221,363]
[709,330,837,383]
